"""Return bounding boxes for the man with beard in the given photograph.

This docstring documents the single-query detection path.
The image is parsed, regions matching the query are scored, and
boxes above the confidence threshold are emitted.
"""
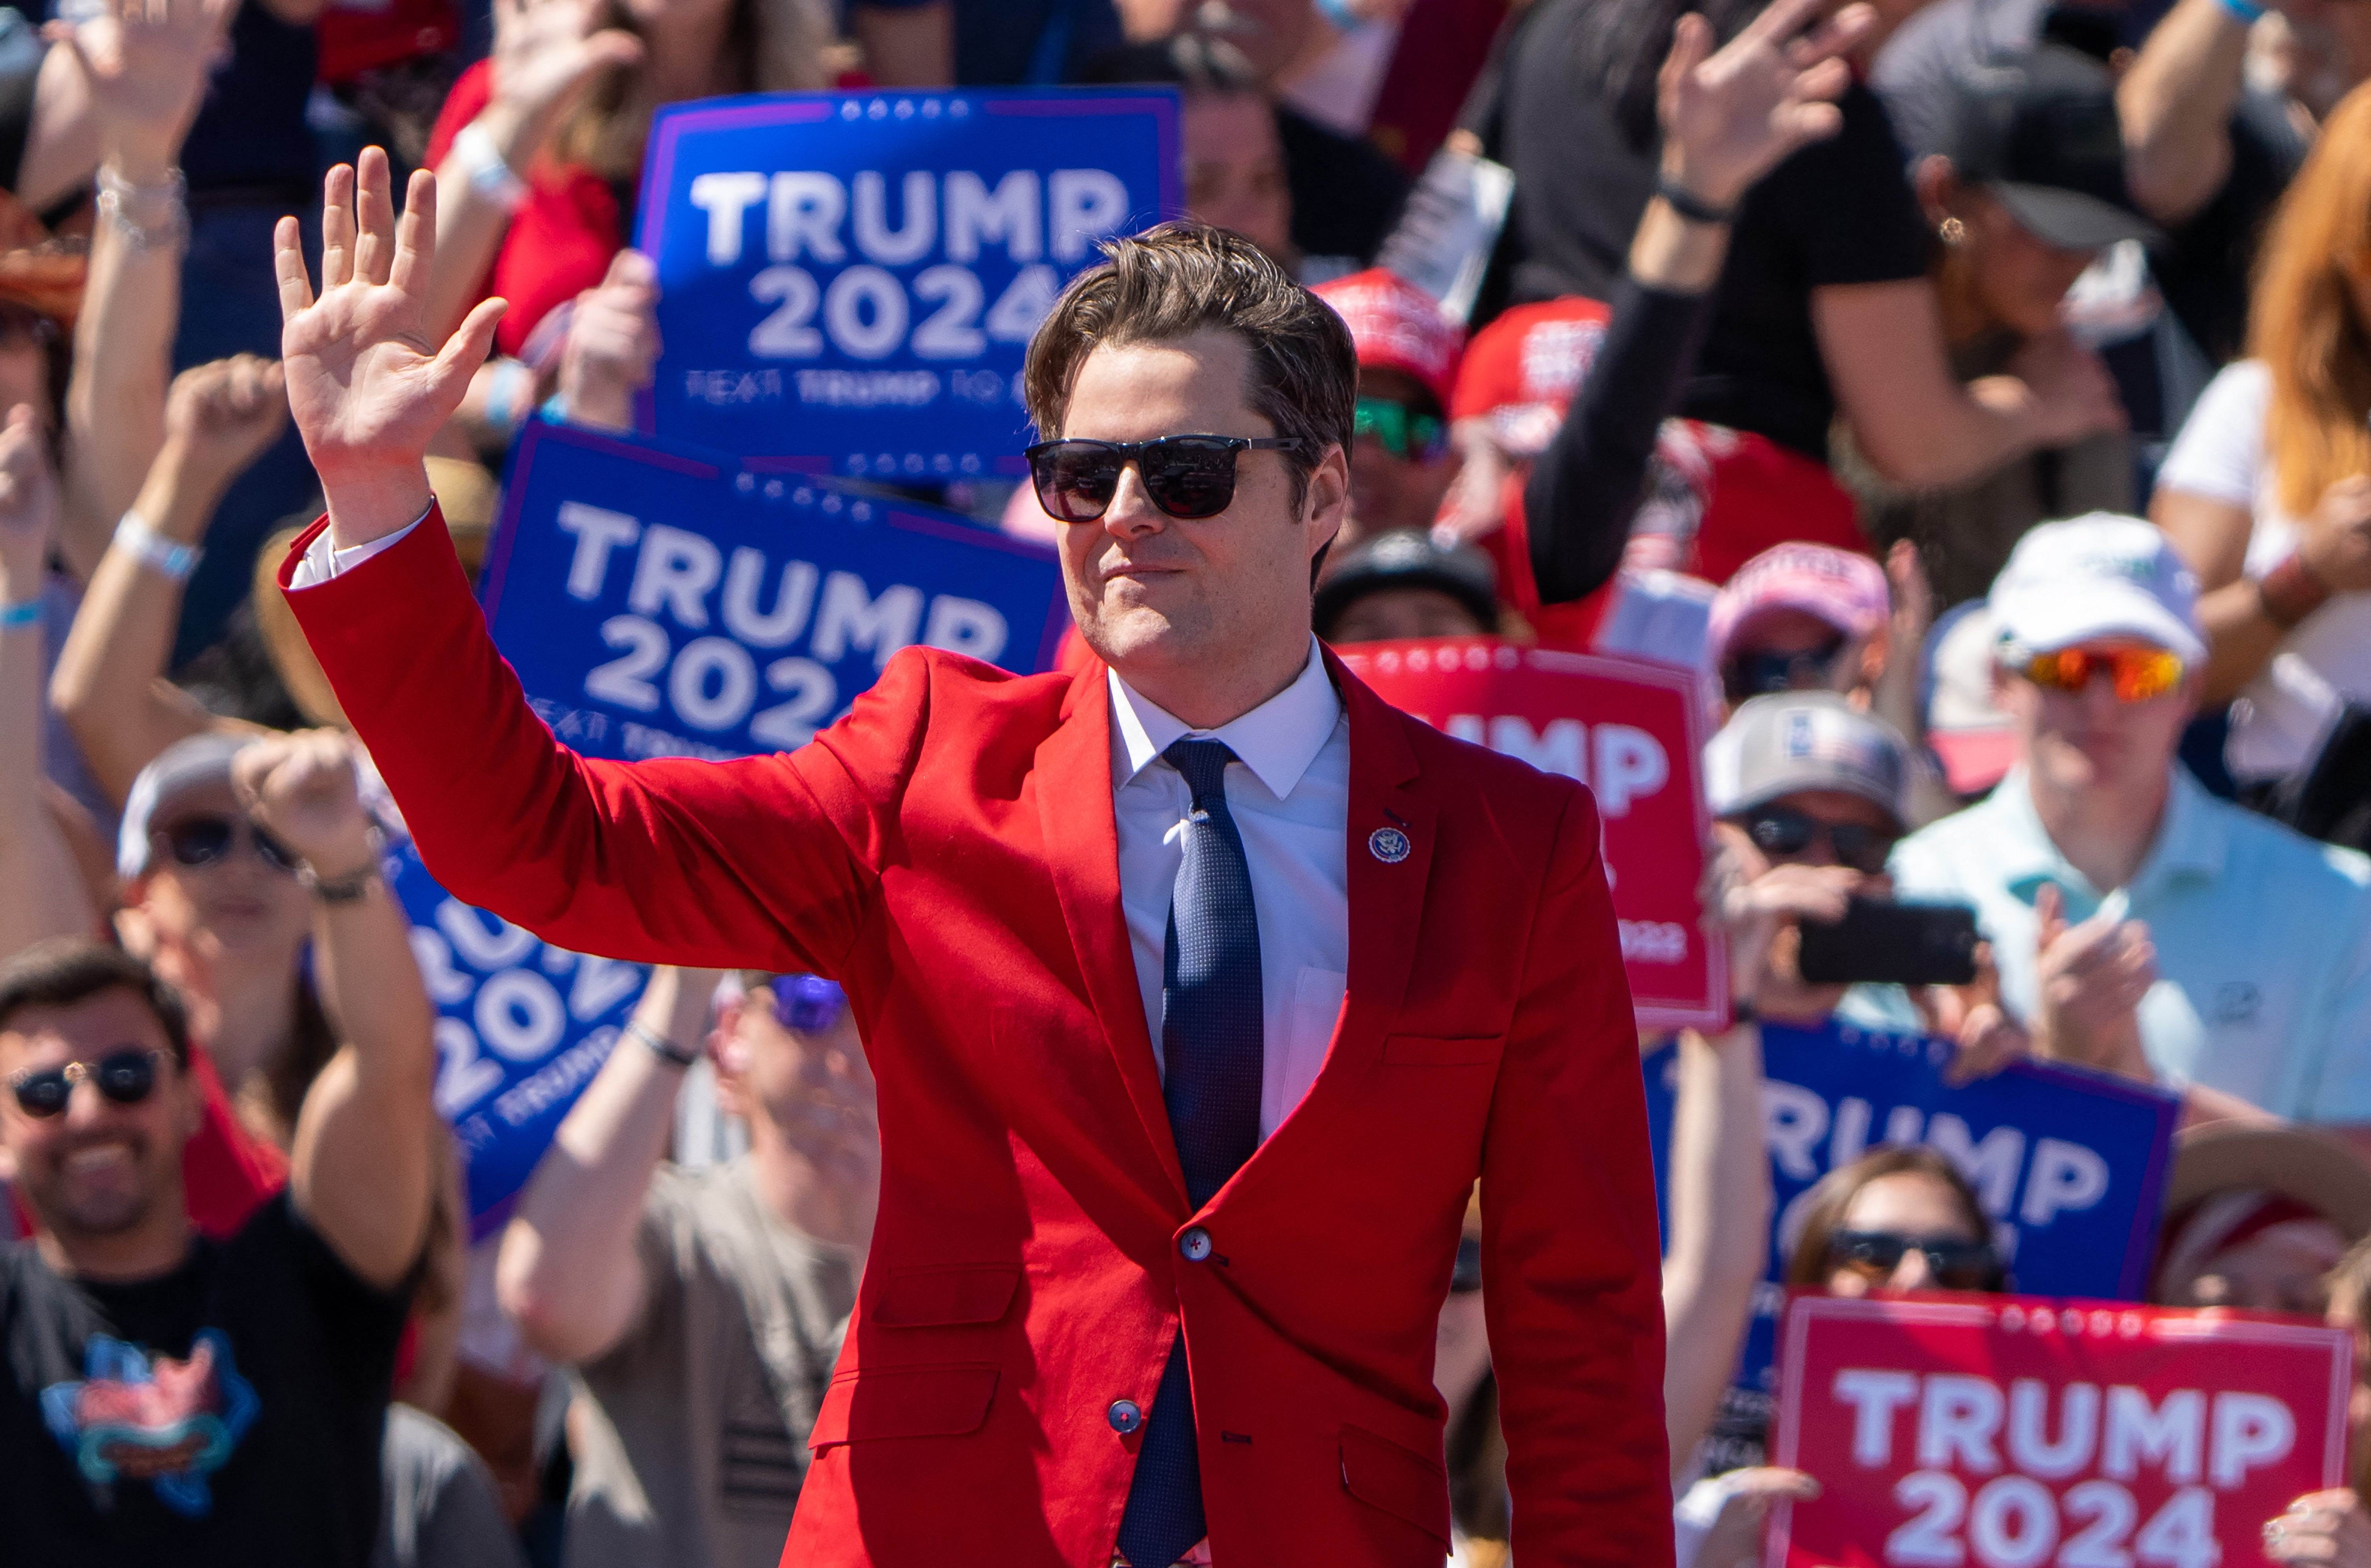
[0,729,439,1568]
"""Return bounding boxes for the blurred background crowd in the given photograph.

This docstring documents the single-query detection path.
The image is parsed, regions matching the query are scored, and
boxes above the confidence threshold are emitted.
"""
[7,0,2371,1563]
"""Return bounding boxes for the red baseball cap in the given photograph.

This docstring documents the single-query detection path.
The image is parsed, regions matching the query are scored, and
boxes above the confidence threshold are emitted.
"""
[1311,268,1465,410]
[1448,296,1613,458]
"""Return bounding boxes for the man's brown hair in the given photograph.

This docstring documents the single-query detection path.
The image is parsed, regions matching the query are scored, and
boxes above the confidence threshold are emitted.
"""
[0,939,191,1066]
[1022,220,1357,514]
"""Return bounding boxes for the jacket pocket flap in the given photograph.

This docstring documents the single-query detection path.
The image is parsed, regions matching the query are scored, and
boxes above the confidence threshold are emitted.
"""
[809,1365,1000,1450]
[1382,1033,1503,1066]
[872,1264,1022,1327]
[1338,1423,1451,1544]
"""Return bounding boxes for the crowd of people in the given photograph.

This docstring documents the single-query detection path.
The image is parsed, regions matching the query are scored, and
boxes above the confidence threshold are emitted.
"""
[3,0,2371,1562]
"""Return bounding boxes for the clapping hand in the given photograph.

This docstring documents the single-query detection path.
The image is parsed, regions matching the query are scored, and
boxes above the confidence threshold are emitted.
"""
[277,149,507,546]
[2032,882,2156,1079]
[0,403,57,590]
[45,0,234,177]
[1657,0,1877,209]
[164,355,289,492]
[233,729,377,879]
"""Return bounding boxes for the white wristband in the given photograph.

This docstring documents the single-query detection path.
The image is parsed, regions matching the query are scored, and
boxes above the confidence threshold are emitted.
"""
[113,511,200,582]
[454,121,528,212]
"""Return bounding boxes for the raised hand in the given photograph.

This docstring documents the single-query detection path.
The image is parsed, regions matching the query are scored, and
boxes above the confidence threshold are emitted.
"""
[277,149,507,547]
[164,354,289,492]
[0,404,58,590]
[483,0,645,154]
[2031,881,2156,1078]
[44,0,236,177]
[234,728,377,877]
[558,250,663,433]
[1657,0,1877,209]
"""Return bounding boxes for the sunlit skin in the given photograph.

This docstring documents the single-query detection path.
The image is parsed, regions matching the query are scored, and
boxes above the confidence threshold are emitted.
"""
[0,989,202,1283]
[711,988,880,1248]
[1183,92,1293,262]
[1343,367,1460,547]
[1057,328,1349,730]
[1822,1171,1986,1296]
[1992,636,2195,808]
[1327,586,1487,645]
[0,333,49,430]
[2164,1218,2348,1315]
[1435,1280,1490,1412]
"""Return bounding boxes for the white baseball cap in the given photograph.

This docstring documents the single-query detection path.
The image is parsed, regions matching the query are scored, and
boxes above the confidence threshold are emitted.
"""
[1987,513,2204,665]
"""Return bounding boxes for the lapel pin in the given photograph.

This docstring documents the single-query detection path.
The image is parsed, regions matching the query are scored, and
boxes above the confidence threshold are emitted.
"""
[1368,827,1410,864]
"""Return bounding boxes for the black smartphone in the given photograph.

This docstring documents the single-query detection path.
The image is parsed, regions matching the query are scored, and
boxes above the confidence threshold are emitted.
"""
[1797,898,1981,987]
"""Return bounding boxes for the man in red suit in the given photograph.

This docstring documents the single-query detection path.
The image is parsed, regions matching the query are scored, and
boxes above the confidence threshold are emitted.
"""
[265,6,1862,1556]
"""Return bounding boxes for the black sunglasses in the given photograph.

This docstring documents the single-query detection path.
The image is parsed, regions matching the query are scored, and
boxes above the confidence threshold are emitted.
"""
[1826,1229,2001,1291]
[1744,805,1896,877]
[156,815,299,874]
[10,1048,169,1119]
[1024,435,1308,523]
[1723,635,1849,703]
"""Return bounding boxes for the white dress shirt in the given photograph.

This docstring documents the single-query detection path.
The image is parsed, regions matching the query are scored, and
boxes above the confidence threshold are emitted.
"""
[295,516,1354,1142]
[1108,639,1350,1142]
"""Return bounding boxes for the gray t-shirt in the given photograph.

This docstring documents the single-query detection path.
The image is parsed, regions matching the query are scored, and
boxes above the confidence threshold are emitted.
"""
[372,1404,526,1568]
[563,1158,859,1568]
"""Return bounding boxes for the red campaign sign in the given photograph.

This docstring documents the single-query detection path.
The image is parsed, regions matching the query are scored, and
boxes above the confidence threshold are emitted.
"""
[1770,1292,2353,1568]
[1336,638,1722,1029]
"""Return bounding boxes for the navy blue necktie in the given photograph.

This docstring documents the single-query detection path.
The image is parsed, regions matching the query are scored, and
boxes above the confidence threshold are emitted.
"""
[1117,738,1264,1568]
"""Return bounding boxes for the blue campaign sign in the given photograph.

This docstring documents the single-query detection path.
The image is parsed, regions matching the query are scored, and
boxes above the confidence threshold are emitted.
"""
[1643,1017,2178,1469]
[396,839,648,1237]
[405,415,1066,1227]
[634,87,1182,477]
[478,415,1070,762]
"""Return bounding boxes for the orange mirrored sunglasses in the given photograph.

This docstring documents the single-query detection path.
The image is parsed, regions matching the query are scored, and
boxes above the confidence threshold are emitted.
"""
[2013,645,2186,703]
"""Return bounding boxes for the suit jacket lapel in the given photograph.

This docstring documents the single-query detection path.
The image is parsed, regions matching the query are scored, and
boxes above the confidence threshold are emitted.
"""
[1035,660,1189,1210]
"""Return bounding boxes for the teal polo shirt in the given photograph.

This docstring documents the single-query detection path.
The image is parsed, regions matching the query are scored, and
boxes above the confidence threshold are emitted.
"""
[1881,766,2371,1121]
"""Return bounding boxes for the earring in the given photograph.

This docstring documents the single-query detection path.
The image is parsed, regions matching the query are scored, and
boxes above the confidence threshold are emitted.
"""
[1938,216,1967,246]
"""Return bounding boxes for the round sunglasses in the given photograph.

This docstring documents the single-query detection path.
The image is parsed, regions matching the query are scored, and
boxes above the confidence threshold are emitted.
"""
[1826,1228,2001,1291]
[154,815,299,875]
[1023,434,1308,523]
[9,1048,169,1119]
[1743,805,1898,876]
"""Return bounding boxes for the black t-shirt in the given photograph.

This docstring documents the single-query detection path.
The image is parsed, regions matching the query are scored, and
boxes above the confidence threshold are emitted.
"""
[0,1194,411,1568]
[2148,90,2307,368]
[1276,106,1410,272]
[1678,81,1931,459]
[1489,0,1656,306]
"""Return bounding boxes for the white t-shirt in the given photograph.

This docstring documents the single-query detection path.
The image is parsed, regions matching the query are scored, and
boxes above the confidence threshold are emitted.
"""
[2156,359,2368,780]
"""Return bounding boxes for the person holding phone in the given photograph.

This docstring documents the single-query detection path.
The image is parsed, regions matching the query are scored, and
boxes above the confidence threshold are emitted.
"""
[1883,514,2371,1131]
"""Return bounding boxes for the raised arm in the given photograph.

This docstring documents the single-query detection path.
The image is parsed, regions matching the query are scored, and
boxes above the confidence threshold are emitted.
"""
[0,406,96,959]
[423,0,641,343]
[2116,0,2248,229]
[50,356,289,803]
[1658,1022,1770,1483]
[48,0,233,580]
[1528,0,1872,603]
[276,151,890,973]
[496,967,715,1362]
[237,730,438,1289]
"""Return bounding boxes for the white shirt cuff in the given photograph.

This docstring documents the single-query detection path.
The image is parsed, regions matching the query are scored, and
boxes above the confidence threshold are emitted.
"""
[286,505,435,589]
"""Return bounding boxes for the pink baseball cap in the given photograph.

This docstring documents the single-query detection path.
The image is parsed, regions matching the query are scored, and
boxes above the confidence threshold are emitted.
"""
[1708,543,1889,665]
[1311,268,1464,409]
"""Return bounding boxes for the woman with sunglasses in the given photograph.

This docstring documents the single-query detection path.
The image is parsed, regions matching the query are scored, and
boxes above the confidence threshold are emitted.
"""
[1677,1147,2007,1568]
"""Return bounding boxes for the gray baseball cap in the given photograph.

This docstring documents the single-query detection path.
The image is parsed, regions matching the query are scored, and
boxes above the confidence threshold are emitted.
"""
[117,731,257,882]
[1707,692,1911,832]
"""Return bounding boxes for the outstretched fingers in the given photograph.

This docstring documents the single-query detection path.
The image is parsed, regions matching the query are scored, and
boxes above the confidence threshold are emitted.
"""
[353,147,398,288]
[429,297,510,411]
[1661,12,1713,96]
[1736,0,1826,51]
[1789,1,1876,68]
[321,163,356,290]
[274,216,315,325]
[388,168,439,300]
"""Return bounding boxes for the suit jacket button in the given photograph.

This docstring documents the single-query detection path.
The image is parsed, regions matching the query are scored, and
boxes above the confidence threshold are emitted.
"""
[1108,1399,1143,1434]
[1179,1227,1213,1262]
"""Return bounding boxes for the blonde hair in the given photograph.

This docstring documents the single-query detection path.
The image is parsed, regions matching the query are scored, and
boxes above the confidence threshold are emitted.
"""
[2250,81,2371,518]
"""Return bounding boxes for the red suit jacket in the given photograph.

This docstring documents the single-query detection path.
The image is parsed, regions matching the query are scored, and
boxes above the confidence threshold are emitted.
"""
[283,512,1672,1568]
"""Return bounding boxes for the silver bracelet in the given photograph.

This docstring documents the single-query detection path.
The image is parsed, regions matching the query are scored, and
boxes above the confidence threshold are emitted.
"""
[95,164,188,253]
[627,1017,701,1069]
[113,510,200,582]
